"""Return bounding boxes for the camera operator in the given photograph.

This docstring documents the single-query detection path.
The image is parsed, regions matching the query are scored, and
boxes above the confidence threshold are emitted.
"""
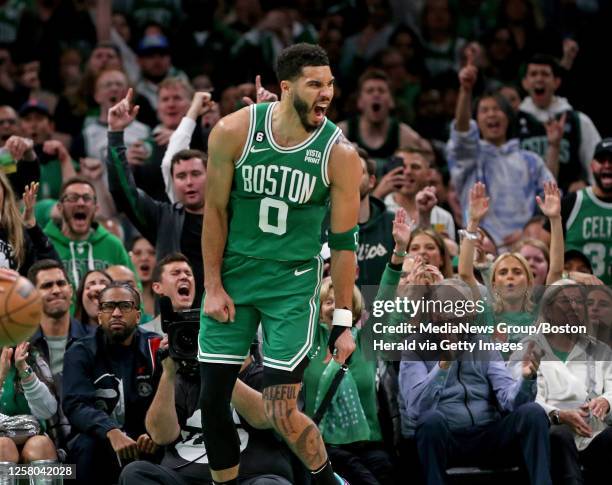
[118,337,296,484]
[142,253,196,335]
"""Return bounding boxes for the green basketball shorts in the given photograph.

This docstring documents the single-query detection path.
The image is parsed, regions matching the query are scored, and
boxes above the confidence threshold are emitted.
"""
[198,253,323,371]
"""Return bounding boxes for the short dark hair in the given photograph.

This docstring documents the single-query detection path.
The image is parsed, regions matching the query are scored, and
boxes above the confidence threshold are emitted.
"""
[170,149,207,176]
[358,69,390,93]
[99,281,141,308]
[275,43,329,83]
[524,54,562,78]
[356,147,376,178]
[27,259,69,286]
[152,253,192,283]
[59,176,97,200]
[474,91,515,138]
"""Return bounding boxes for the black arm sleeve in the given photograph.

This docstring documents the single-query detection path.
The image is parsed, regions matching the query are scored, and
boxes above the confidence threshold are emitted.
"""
[19,224,61,277]
[106,131,165,244]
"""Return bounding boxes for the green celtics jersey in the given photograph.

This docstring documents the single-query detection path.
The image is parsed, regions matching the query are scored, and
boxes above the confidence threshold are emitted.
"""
[565,187,612,284]
[226,102,342,261]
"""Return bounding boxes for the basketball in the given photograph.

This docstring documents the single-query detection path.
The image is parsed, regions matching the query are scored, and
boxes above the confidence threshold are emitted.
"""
[0,276,42,347]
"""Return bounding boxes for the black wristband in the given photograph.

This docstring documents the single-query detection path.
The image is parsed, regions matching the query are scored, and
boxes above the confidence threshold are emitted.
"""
[388,261,403,271]
[328,325,348,354]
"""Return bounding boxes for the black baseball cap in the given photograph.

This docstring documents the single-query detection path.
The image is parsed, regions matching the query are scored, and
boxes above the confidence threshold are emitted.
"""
[564,249,592,273]
[593,138,612,161]
[19,99,52,118]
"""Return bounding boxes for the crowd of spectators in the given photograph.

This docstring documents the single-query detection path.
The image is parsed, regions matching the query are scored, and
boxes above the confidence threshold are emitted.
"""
[0,0,611,484]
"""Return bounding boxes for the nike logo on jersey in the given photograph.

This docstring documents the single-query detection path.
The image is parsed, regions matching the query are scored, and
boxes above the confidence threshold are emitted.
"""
[294,268,313,276]
[250,146,270,153]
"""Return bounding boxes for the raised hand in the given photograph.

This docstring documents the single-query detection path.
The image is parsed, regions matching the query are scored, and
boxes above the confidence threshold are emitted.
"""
[5,136,34,161]
[153,126,173,146]
[108,88,140,132]
[187,91,213,119]
[392,208,413,250]
[561,38,579,69]
[416,186,437,215]
[521,341,543,379]
[545,113,566,148]
[42,140,71,163]
[372,166,405,199]
[242,75,278,106]
[536,180,561,219]
[468,182,489,224]
[80,157,105,181]
[14,341,30,373]
[126,141,149,166]
[0,347,13,382]
[22,182,39,228]
[458,48,478,91]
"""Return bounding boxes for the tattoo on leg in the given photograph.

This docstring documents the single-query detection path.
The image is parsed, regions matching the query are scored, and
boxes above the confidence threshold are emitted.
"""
[263,384,326,467]
[295,424,326,468]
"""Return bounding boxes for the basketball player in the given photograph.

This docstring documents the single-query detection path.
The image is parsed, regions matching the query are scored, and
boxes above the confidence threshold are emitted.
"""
[200,44,360,485]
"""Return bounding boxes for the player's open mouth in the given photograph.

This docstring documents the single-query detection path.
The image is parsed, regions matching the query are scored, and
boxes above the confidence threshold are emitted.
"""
[313,104,328,120]
[109,95,119,104]
[534,87,546,96]
[73,212,88,221]
[372,102,382,113]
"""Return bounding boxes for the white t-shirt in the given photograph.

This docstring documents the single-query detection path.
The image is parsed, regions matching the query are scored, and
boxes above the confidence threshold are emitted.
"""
[383,193,456,240]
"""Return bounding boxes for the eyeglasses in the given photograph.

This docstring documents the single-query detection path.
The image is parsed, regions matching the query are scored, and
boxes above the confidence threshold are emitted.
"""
[0,119,17,126]
[554,297,585,307]
[99,301,136,313]
[39,279,69,290]
[61,193,96,204]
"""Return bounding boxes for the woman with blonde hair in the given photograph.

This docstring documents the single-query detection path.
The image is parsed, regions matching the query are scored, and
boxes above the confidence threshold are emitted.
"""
[0,175,59,276]
[459,181,564,354]
[301,278,397,485]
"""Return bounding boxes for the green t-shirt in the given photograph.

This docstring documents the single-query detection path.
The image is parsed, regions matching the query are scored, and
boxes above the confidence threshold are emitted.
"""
[551,348,570,362]
[303,324,382,443]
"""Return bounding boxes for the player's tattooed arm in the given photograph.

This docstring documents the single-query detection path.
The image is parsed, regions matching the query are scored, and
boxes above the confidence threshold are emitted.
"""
[334,131,356,149]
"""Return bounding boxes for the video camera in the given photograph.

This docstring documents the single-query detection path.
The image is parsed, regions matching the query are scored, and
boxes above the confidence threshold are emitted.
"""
[160,297,200,372]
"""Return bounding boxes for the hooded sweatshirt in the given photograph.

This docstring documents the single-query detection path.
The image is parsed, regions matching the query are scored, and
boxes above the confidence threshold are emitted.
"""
[357,197,396,287]
[43,220,134,288]
[518,96,601,189]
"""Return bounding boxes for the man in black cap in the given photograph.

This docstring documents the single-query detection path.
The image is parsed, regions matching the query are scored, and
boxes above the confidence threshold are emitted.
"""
[19,99,77,199]
[556,138,612,284]
[135,34,188,111]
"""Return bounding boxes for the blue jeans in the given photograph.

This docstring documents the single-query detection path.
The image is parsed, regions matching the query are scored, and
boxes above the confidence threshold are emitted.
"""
[415,403,552,485]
